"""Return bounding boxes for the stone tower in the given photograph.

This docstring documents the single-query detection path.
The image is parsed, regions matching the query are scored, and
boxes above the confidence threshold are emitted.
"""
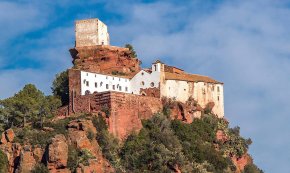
[75,18,110,47]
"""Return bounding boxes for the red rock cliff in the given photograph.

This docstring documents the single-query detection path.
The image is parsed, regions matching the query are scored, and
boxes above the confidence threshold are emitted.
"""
[70,45,141,76]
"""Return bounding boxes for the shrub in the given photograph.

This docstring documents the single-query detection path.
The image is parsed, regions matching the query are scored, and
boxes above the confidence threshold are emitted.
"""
[31,163,49,173]
[87,130,95,141]
[101,106,110,118]
[92,113,108,132]
[243,163,264,173]
[67,146,96,172]
[0,150,7,173]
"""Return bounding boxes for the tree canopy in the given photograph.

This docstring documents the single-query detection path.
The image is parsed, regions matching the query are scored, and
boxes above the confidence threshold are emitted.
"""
[0,84,61,129]
[125,44,137,58]
[51,70,69,106]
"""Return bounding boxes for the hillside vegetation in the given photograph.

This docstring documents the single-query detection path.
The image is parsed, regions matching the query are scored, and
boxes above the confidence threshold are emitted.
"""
[0,72,263,172]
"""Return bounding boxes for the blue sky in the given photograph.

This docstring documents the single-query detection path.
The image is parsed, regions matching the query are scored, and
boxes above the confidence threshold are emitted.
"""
[1,0,290,172]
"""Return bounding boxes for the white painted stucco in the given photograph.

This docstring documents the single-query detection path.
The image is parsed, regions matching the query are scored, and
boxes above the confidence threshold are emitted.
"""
[80,71,131,95]
[79,61,224,117]
[130,69,161,95]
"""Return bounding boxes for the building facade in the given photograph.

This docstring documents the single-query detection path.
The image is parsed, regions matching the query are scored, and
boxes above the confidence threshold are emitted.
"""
[69,60,224,117]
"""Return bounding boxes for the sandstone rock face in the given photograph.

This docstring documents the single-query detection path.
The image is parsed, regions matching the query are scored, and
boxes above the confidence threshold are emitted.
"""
[216,130,228,142]
[0,129,15,144]
[232,154,251,173]
[0,143,21,173]
[16,149,36,173]
[5,129,15,142]
[0,132,7,144]
[67,119,113,173]
[70,45,141,76]
[48,134,68,170]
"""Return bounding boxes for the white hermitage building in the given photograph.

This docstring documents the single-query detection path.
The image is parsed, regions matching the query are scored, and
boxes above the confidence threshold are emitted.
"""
[79,60,224,117]
[72,18,225,118]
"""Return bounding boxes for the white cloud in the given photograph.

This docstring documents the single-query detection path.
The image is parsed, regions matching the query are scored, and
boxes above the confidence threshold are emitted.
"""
[0,1,49,43]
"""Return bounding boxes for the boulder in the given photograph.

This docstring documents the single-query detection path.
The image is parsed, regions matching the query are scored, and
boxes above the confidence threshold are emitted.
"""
[0,132,7,144]
[67,119,97,134]
[16,149,36,173]
[48,134,68,170]
[5,129,15,142]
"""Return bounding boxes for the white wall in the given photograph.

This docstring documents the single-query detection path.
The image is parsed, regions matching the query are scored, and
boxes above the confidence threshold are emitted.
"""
[162,80,193,102]
[161,80,224,117]
[193,82,224,117]
[130,69,161,95]
[80,71,131,95]
[97,20,110,45]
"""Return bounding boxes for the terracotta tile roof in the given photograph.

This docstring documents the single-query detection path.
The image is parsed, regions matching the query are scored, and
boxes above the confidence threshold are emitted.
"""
[164,72,223,84]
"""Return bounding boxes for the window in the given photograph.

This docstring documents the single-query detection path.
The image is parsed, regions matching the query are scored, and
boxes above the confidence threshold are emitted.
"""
[125,87,128,92]
[217,86,220,92]
[95,74,96,77]
[119,86,122,91]
[150,82,154,87]
[113,85,115,90]
[119,78,121,81]
[86,81,89,87]
[95,82,97,88]
[106,84,109,89]
[83,79,86,84]
[86,73,88,76]
[141,81,145,86]
[141,72,144,75]
[85,90,90,95]
[212,86,214,91]
[218,96,220,101]
[154,65,157,71]
[100,82,103,87]
[184,89,186,91]
[106,76,108,79]
[113,77,114,80]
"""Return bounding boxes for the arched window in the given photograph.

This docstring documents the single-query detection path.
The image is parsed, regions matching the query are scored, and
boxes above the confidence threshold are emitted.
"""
[100,82,103,87]
[85,90,91,95]
[150,82,154,87]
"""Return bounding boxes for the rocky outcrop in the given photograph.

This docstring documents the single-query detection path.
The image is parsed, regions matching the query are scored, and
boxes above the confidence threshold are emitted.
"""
[16,146,36,173]
[67,119,113,173]
[232,154,252,173]
[70,45,141,76]
[0,129,15,144]
[48,134,69,172]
